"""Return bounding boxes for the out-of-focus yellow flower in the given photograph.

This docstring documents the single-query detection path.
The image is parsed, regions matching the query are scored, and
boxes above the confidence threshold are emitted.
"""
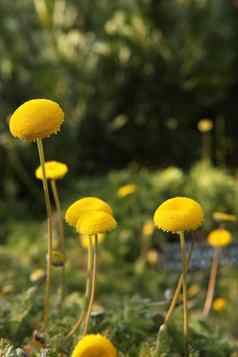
[117,183,137,198]
[208,228,232,248]
[142,220,155,236]
[197,119,213,133]
[146,249,159,265]
[153,197,204,233]
[71,334,117,357]
[30,269,46,283]
[9,99,64,141]
[76,210,117,235]
[35,161,68,181]
[212,297,226,312]
[80,233,105,249]
[65,197,113,227]
[188,284,200,298]
[213,212,236,223]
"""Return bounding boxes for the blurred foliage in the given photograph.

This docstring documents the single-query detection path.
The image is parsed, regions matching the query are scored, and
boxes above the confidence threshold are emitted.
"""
[0,162,238,355]
[1,0,238,194]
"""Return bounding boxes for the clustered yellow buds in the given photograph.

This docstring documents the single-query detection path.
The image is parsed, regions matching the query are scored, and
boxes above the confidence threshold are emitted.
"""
[8,98,118,354]
[65,197,113,227]
[8,97,230,356]
[76,210,117,235]
[65,197,117,243]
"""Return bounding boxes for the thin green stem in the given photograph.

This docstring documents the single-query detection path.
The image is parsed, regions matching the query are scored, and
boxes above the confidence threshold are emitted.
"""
[179,231,188,357]
[83,234,97,336]
[50,180,64,250]
[203,247,221,317]
[164,238,194,324]
[66,236,93,339]
[36,139,53,331]
[50,180,65,308]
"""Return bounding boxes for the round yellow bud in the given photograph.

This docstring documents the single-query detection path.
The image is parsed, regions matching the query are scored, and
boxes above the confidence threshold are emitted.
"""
[197,119,213,133]
[142,220,155,236]
[146,249,159,265]
[212,297,226,312]
[117,183,137,198]
[71,334,117,357]
[9,99,64,141]
[65,197,113,227]
[76,210,117,235]
[153,197,204,233]
[35,161,68,180]
[208,228,232,248]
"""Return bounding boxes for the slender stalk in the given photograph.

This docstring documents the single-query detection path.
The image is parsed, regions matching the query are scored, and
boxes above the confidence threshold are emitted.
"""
[66,236,93,338]
[202,132,211,163]
[50,180,64,250]
[203,247,221,317]
[164,239,194,324]
[50,180,65,307]
[179,232,188,357]
[36,139,53,330]
[83,234,97,336]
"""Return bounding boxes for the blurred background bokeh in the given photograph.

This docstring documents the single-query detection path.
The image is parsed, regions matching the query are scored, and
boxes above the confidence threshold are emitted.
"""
[2,0,238,199]
[3,1,238,163]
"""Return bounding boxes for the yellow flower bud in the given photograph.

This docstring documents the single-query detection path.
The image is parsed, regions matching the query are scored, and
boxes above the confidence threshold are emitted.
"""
[117,183,137,198]
[76,210,117,235]
[208,229,232,248]
[71,334,117,357]
[65,197,113,227]
[153,197,204,233]
[35,161,68,180]
[9,99,64,141]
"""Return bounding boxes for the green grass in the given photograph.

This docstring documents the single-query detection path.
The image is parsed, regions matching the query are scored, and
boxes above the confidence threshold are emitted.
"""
[1,162,238,356]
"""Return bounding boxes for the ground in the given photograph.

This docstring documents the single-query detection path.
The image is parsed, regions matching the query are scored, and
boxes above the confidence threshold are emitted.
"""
[1,162,238,356]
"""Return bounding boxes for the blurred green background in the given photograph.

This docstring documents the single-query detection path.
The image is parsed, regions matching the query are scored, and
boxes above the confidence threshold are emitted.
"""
[2,0,238,170]
[1,0,238,227]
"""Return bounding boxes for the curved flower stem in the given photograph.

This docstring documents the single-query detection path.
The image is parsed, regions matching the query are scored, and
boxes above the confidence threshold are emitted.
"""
[179,231,189,357]
[203,247,221,317]
[83,234,97,336]
[66,235,93,339]
[50,179,65,308]
[164,238,194,324]
[36,139,53,330]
